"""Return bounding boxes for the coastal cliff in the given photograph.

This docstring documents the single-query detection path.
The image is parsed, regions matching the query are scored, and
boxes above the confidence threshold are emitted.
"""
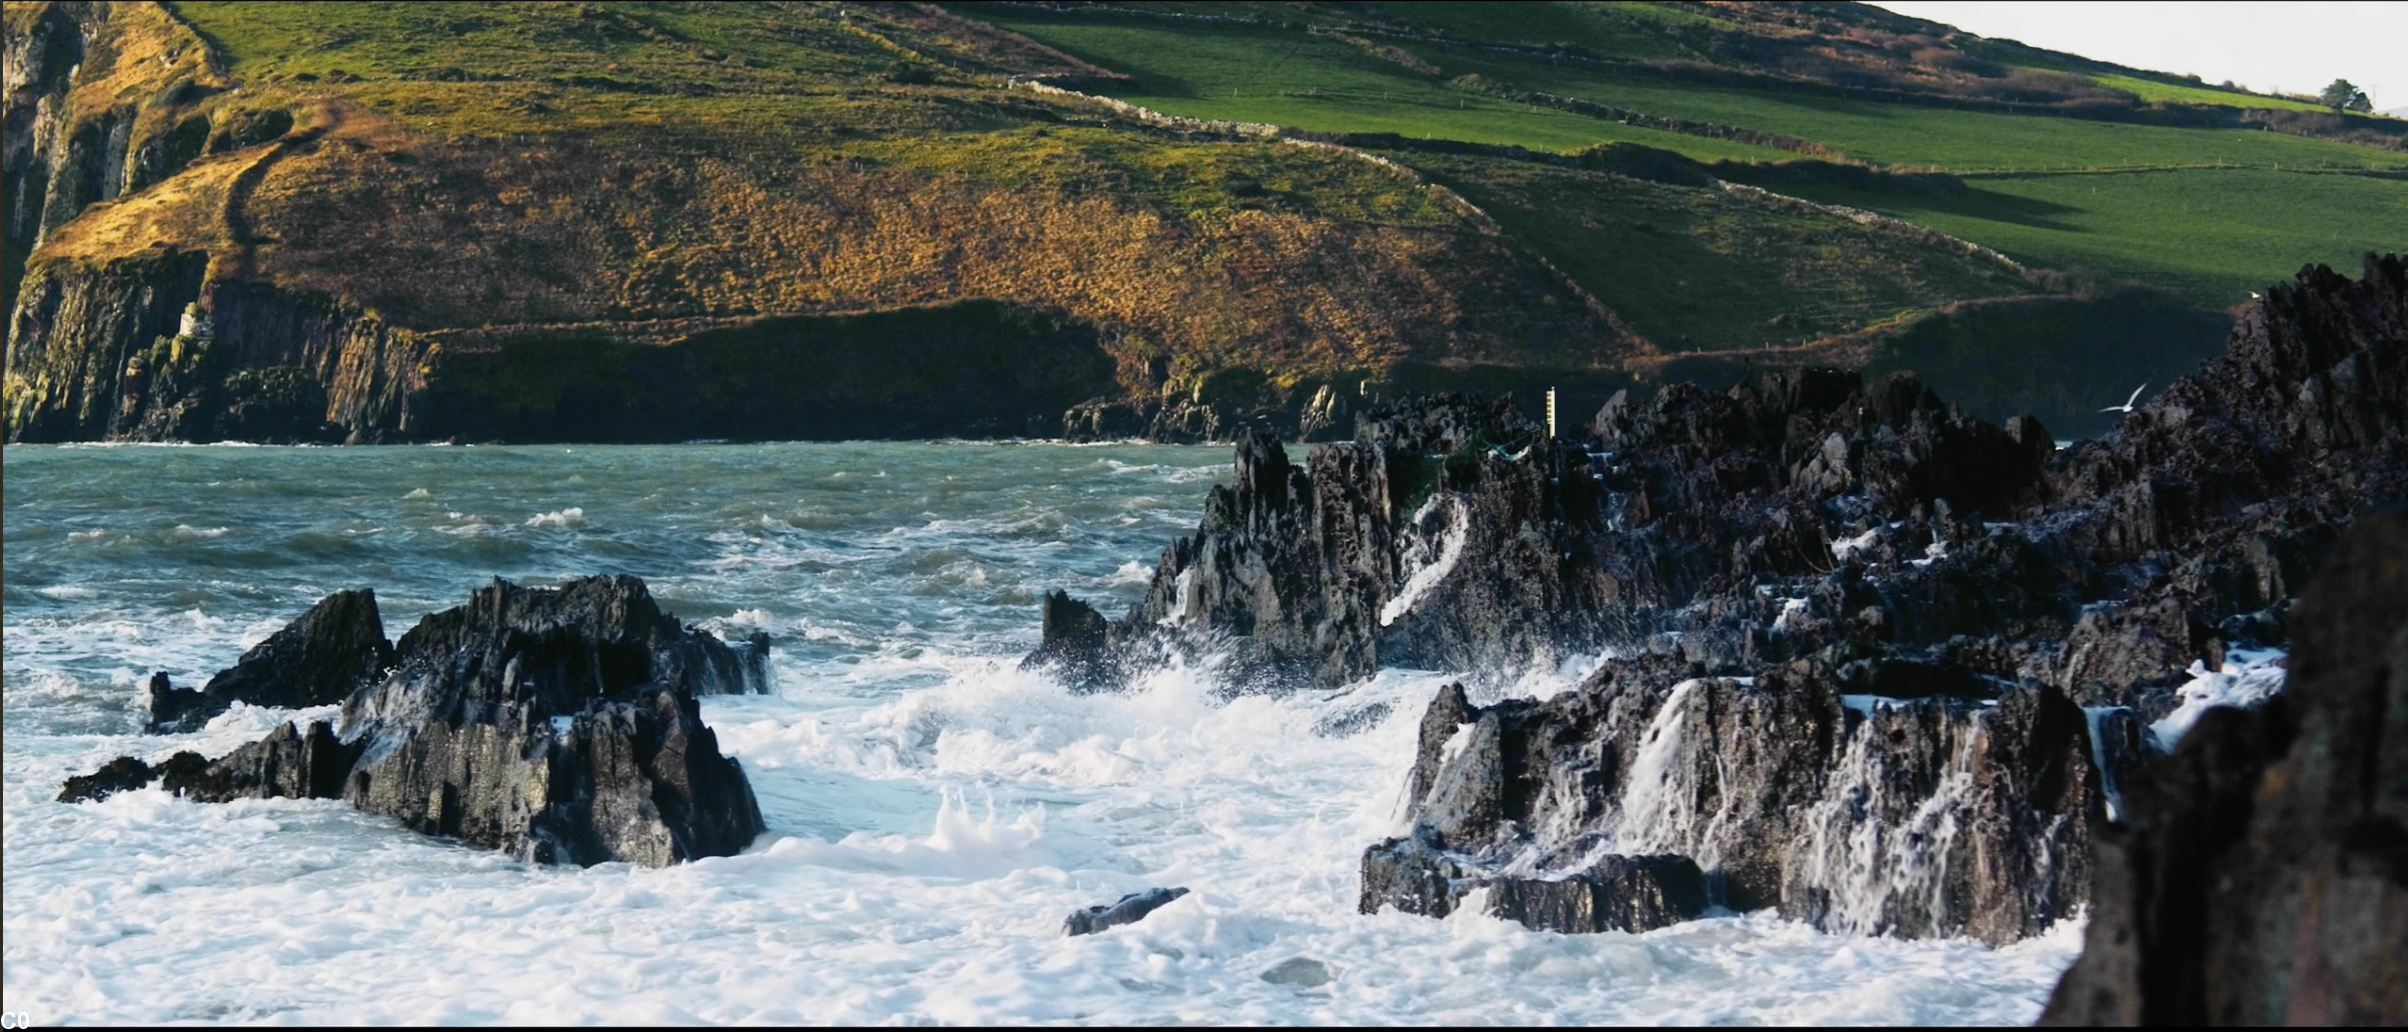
[10,1,2329,446]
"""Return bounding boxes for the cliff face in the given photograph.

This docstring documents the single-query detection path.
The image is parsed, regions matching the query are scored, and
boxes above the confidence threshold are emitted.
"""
[3,1,222,315]
[6,253,429,443]
[6,0,2154,446]
[2,1,1637,444]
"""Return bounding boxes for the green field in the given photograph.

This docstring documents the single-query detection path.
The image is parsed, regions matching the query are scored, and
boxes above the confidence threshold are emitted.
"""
[1397,150,2034,352]
[2085,73,2328,113]
[1785,168,2407,304]
[976,15,1789,161]
[975,7,2408,305]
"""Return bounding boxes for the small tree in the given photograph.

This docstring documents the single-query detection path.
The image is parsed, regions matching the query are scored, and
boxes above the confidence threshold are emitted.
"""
[2319,78,2373,113]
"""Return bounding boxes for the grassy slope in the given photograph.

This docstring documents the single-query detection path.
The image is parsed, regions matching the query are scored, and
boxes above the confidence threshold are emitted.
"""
[34,0,1643,404]
[1394,150,2031,353]
[20,1,2391,440]
[969,7,2052,353]
[971,15,1788,161]
[974,4,2408,308]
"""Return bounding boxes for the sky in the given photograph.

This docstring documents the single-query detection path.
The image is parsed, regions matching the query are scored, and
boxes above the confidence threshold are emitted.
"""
[1872,2,2406,111]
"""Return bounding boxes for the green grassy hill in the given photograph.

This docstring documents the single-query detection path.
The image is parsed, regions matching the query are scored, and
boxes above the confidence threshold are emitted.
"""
[972,2,2405,308]
[6,1,2401,444]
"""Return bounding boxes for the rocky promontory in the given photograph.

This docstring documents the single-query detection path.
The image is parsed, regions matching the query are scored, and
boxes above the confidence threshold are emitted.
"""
[1033,253,2406,944]
[63,575,771,867]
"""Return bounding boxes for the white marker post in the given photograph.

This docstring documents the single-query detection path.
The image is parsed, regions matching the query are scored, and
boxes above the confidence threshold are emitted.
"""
[1546,387,1557,439]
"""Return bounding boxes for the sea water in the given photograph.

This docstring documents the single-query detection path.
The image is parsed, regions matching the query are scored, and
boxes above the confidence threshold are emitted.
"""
[1,442,2079,1024]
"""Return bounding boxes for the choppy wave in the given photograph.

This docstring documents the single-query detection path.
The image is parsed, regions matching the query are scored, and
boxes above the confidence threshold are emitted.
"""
[1,441,2074,1023]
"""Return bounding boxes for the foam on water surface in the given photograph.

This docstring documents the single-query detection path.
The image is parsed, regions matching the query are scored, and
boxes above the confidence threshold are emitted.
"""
[3,442,2078,1023]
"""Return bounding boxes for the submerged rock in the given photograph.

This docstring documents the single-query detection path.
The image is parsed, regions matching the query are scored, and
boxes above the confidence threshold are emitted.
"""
[2042,511,2408,1025]
[143,588,396,733]
[1258,957,1334,988]
[66,575,769,867]
[1064,886,1190,936]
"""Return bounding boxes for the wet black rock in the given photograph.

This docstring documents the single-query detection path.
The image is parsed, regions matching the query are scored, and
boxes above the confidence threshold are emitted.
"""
[143,588,396,733]
[1359,827,1710,934]
[1064,886,1190,936]
[2042,510,2408,1025]
[1022,589,1120,694]
[65,575,769,868]
[1362,670,2100,944]
[55,750,214,804]
[1036,255,2405,943]
[55,755,160,804]
[177,720,362,803]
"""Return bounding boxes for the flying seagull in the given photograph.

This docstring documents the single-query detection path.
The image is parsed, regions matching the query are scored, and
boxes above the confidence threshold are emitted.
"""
[2099,383,2147,414]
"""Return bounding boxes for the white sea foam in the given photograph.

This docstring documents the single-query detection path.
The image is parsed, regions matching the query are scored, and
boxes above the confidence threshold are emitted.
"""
[2150,648,2287,747]
[5,441,2080,1024]
[525,507,585,527]
[1380,494,1468,627]
[7,662,2079,1024]
[1831,524,1885,562]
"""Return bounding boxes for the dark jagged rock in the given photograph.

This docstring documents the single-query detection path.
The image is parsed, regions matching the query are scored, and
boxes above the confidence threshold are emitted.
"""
[1021,590,1119,693]
[64,575,768,868]
[1030,254,2405,943]
[2042,511,2408,1025]
[1360,828,1710,934]
[55,755,158,804]
[1064,886,1190,936]
[139,673,214,735]
[1361,670,2099,943]
[334,575,767,865]
[144,588,396,733]
[55,750,213,804]
[176,720,362,804]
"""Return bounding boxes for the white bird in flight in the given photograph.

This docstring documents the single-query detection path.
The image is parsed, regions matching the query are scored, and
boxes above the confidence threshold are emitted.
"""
[2099,383,2147,414]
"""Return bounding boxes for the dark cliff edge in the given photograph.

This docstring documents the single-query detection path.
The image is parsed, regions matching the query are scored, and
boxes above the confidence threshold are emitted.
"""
[1028,254,2406,944]
[5,252,1124,444]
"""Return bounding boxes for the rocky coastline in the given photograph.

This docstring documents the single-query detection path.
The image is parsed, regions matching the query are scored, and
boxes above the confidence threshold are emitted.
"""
[62,574,772,867]
[44,254,2404,1019]
[1032,254,2406,1008]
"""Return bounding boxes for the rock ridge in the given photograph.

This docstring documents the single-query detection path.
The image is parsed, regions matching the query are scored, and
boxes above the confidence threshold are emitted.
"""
[1031,253,2406,942]
[64,574,772,868]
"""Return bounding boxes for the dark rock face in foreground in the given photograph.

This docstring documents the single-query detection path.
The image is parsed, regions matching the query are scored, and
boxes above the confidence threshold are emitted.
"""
[143,589,396,733]
[1359,672,2096,942]
[1034,255,2405,941]
[2043,512,2408,1025]
[66,576,770,867]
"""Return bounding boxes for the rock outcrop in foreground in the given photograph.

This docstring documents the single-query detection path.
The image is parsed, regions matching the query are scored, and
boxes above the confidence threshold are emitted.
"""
[142,588,394,733]
[2042,511,2408,1025]
[64,575,771,867]
[1033,254,2406,941]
